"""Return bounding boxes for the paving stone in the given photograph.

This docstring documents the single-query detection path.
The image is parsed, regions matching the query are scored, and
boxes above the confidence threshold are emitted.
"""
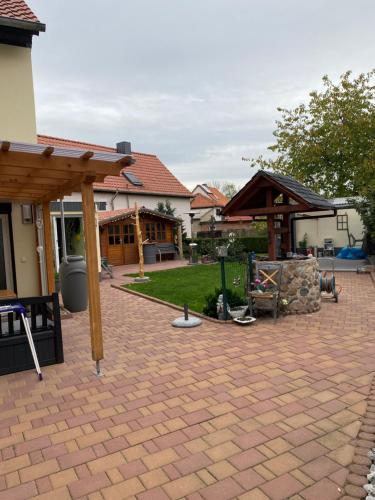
[0,268,374,499]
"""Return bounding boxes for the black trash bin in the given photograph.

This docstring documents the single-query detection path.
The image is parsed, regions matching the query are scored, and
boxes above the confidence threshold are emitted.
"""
[143,243,157,264]
[60,255,88,312]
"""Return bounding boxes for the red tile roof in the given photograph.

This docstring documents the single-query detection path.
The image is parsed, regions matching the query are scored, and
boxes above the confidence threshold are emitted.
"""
[98,207,179,225]
[191,186,229,209]
[0,0,40,23]
[37,135,192,198]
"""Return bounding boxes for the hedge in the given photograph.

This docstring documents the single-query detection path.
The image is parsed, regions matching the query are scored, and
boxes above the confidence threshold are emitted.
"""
[186,236,268,255]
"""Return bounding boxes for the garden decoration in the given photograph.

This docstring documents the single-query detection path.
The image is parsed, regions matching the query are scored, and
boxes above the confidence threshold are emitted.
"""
[233,316,256,326]
[133,203,150,283]
[248,261,283,323]
[172,304,202,328]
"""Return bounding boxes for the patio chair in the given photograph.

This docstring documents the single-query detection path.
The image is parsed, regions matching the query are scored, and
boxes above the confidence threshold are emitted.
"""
[323,238,335,257]
[349,233,363,248]
[101,257,113,279]
[247,262,283,323]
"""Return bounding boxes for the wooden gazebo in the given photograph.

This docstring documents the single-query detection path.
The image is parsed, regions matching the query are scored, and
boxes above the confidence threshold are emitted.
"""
[222,170,335,260]
[0,140,132,372]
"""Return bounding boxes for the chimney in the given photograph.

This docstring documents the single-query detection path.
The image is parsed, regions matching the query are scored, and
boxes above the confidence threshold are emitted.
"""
[116,141,131,154]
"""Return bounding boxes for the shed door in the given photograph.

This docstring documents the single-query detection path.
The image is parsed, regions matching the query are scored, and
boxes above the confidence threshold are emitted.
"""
[122,223,138,264]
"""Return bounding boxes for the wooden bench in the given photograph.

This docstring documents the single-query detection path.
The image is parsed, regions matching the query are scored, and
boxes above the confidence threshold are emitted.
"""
[155,243,178,262]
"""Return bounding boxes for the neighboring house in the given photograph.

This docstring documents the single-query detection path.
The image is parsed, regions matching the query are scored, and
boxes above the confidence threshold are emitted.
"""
[190,184,252,237]
[37,136,192,267]
[295,197,364,252]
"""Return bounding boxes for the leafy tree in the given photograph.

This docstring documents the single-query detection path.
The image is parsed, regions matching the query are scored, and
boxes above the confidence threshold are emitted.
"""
[251,70,375,198]
[209,180,239,199]
[156,200,176,216]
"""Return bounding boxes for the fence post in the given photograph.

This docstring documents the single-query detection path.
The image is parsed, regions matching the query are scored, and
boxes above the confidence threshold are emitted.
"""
[220,256,229,320]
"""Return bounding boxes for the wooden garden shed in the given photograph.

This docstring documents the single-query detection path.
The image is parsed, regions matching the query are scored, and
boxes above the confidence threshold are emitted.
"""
[99,207,183,265]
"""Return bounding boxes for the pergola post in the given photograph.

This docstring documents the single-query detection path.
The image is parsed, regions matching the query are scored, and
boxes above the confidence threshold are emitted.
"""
[177,223,183,259]
[81,179,103,372]
[42,202,55,295]
[266,189,276,261]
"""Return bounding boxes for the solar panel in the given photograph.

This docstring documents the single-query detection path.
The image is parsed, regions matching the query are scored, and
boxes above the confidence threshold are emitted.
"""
[122,171,143,186]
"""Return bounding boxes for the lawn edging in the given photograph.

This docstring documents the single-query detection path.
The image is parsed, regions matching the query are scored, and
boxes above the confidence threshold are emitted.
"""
[111,284,229,324]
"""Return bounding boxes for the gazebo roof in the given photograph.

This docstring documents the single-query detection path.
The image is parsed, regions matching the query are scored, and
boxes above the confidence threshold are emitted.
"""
[222,170,334,217]
[0,139,133,203]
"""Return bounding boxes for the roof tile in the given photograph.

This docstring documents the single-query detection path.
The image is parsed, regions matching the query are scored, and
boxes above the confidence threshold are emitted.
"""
[37,135,192,198]
[0,0,40,23]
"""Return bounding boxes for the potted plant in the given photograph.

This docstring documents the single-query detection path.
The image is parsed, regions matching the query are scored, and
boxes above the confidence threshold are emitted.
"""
[298,233,308,255]
[54,272,61,293]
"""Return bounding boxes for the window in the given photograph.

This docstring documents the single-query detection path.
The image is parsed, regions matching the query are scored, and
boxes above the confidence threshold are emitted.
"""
[157,222,166,241]
[95,202,107,211]
[216,208,221,216]
[122,171,143,186]
[108,225,121,245]
[146,223,156,241]
[123,224,135,244]
[337,214,348,231]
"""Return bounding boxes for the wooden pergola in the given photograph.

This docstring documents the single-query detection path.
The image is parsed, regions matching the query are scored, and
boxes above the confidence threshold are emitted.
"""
[222,170,335,260]
[0,139,132,370]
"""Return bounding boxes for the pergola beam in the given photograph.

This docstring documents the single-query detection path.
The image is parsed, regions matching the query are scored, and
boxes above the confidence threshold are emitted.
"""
[1,141,10,152]
[0,151,130,177]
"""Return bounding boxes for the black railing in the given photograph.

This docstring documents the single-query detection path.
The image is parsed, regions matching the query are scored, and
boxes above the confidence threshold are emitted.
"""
[0,293,63,376]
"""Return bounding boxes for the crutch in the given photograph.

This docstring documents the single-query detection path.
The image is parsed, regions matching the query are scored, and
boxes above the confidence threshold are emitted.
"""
[0,303,43,380]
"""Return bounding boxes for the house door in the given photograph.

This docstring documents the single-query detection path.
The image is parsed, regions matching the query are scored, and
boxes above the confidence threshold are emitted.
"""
[0,214,14,292]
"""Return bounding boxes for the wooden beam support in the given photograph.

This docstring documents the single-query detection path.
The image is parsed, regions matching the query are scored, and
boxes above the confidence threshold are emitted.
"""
[224,203,311,216]
[1,141,10,152]
[81,180,103,362]
[80,151,94,160]
[267,214,276,261]
[0,150,124,177]
[42,146,54,157]
[42,202,55,295]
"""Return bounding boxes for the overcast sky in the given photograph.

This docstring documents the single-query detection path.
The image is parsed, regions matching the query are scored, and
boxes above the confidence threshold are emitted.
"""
[28,0,375,191]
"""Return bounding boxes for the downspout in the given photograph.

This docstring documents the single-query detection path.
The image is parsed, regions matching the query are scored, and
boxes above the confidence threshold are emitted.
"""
[110,189,119,210]
[60,199,67,262]
[35,205,48,295]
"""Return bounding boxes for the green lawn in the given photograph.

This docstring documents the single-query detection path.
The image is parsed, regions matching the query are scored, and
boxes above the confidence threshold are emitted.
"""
[123,262,247,314]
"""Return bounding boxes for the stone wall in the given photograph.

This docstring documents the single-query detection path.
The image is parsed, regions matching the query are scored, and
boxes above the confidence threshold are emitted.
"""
[279,258,321,315]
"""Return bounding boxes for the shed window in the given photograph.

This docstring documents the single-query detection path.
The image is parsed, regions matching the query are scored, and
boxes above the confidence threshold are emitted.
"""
[123,224,135,244]
[157,222,166,240]
[146,223,156,241]
[108,225,121,245]
[337,214,348,231]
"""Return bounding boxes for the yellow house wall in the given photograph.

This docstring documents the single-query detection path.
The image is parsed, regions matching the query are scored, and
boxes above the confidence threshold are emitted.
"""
[11,203,39,297]
[0,44,37,142]
[0,43,39,296]
[295,208,364,248]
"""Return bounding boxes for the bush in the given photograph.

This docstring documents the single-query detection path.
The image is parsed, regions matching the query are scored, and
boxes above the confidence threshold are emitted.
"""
[202,287,247,318]
[195,236,268,256]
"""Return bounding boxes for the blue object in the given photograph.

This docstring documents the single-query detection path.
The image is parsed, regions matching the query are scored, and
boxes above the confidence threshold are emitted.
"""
[336,246,367,260]
[0,303,26,315]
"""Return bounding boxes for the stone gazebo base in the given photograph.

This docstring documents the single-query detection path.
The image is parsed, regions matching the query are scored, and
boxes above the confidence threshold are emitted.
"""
[278,257,321,315]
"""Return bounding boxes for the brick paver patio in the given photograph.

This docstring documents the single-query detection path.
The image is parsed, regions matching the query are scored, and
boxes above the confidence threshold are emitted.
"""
[1,271,375,499]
